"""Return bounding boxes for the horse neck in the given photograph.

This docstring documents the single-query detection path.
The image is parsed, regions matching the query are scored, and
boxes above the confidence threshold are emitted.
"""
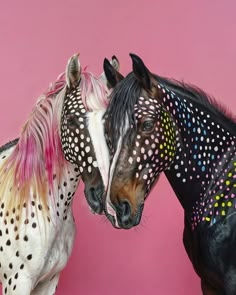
[51,162,80,209]
[159,86,236,214]
[0,141,81,223]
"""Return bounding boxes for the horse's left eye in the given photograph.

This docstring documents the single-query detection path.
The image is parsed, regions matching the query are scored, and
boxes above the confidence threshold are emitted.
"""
[142,120,155,132]
[66,114,78,127]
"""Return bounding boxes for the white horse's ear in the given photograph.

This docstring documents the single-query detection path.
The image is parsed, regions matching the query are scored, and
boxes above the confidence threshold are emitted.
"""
[66,53,81,88]
[100,55,120,85]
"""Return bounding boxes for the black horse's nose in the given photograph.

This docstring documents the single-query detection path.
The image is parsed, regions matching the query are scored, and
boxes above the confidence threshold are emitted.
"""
[116,200,133,228]
[115,200,144,229]
[86,187,103,214]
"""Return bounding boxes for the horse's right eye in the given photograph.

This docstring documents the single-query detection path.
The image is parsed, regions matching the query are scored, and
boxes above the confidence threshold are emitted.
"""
[142,120,155,132]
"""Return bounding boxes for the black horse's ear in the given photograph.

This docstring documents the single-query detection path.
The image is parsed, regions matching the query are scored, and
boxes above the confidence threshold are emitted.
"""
[130,53,152,91]
[103,58,124,89]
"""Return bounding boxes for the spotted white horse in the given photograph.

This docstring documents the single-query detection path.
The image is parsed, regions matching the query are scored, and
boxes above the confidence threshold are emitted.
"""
[0,54,119,295]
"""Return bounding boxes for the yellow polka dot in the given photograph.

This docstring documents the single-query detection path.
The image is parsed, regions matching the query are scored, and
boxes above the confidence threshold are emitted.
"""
[227,201,232,207]
[205,217,211,222]
[234,184,236,187]
[222,202,225,207]
[222,210,226,216]
[215,195,220,200]
[214,203,218,207]
[226,180,230,186]
[160,144,163,149]
[228,173,232,177]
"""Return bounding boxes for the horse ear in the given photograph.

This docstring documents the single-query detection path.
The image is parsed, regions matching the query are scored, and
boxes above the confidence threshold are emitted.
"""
[130,53,152,91]
[102,57,124,89]
[111,55,120,71]
[66,53,81,88]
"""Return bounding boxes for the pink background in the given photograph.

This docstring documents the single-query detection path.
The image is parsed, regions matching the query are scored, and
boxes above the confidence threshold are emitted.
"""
[1,1,236,294]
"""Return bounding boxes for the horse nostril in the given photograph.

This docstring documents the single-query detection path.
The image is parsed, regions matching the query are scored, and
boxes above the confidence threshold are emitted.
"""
[86,187,103,214]
[89,188,98,203]
[120,200,132,223]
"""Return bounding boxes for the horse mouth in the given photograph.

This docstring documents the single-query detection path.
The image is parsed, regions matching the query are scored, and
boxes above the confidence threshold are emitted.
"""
[104,201,144,229]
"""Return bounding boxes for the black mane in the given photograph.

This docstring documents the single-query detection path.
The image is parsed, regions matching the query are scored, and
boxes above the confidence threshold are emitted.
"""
[0,138,19,153]
[106,72,141,146]
[156,75,236,133]
[105,72,236,147]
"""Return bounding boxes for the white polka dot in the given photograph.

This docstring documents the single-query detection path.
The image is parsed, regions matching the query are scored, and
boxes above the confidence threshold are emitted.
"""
[93,161,98,167]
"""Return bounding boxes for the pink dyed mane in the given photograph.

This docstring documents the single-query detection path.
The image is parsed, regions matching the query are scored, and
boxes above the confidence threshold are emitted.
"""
[80,69,109,111]
[0,69,108,214]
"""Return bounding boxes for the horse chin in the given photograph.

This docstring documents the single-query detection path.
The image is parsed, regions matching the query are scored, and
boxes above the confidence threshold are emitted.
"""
[105,202,121,228]
[107,213,122,229]
[89,206,105,215]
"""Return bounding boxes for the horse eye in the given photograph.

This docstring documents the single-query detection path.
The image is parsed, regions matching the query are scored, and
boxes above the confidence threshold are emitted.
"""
[142,120,155,132]
[66,114,78,127]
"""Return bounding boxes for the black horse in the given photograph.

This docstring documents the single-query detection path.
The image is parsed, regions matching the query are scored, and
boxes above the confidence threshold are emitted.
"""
[103,54,236,294]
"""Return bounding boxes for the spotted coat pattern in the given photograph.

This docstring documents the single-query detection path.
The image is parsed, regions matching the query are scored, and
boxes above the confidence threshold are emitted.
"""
[104,54,236,293]
[61,86,99,173]
[0,54,109,294]
[156,84,236,230]
[0,142,79,295]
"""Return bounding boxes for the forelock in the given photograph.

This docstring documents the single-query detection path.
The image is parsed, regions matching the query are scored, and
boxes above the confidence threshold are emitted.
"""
[105,72,141,147]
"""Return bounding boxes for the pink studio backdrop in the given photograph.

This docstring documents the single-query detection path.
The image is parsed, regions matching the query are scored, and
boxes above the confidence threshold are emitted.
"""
[1,1,236,294]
